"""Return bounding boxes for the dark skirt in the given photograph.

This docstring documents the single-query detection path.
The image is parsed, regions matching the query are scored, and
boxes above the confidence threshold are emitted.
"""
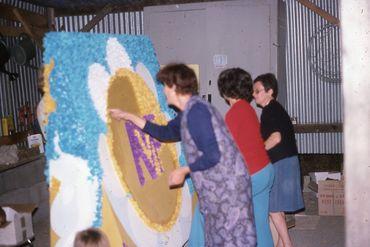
[269,156,304,212]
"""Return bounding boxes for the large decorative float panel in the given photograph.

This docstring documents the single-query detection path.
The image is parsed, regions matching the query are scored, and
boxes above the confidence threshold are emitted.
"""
[43,32,193,247]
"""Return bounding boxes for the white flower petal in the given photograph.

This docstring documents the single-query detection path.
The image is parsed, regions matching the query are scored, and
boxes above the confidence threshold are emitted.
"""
[106,37,133,74]
[99,134,192,246]
[135,62,158,100]
[88,63,110,122]
[50,133,98,247]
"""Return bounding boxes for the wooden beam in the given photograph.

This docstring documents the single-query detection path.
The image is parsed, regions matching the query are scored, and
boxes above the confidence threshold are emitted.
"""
[46,8,56,31]
[297,0,340,26]
[0,130,29,146]
[294,123,343,133]
[79,4,113,32]
[54,0,225,16]
[12,8,43,48]
[0,3,47,28]
[0,25,46,40]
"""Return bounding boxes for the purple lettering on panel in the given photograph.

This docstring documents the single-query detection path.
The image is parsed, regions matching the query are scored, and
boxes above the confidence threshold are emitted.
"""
[125,114,163,185]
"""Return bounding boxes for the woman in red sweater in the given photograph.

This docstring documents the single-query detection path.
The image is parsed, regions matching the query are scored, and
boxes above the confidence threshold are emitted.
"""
[218,68,275,247]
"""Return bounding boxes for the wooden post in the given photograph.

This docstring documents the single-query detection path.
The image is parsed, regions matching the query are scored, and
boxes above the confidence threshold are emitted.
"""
[0,3,48,27]
[12,8,43,48]
[47,8,56,31]
[342,1,370,245]
[80,4,113,32]
[297,0,340,26]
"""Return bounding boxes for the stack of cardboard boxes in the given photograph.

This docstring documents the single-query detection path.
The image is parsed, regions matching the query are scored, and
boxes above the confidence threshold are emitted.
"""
[309,172,344,216]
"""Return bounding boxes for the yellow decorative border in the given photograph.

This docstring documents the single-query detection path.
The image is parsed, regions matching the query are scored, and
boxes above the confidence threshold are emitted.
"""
[42,59,57,122]
[107,69,182,232]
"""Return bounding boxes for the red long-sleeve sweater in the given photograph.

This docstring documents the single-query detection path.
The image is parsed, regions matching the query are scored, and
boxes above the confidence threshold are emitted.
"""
[225,100,270,175]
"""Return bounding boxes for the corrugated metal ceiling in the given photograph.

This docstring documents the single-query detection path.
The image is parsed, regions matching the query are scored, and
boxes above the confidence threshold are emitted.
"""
[22,0,143,9]
[20,0,223,14]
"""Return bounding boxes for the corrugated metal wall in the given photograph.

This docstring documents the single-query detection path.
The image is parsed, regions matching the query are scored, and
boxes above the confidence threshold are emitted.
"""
[0,0,143,137]
[55,12,143,34]
[2,0,342,154]
[0,0,44,136]
[285,0,342,153]
[0,0,45,14]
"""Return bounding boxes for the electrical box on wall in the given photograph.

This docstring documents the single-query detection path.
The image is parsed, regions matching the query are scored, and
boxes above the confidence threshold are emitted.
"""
[144,0,278,116]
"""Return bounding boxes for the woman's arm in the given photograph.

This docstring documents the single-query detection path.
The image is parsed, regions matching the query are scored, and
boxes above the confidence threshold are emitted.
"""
[109,109,181,142]
[187,104,221,172]
[168,103,220,187]
[109,109,146,128]
[260,105,282,150]
[264,131,281,150]
[143,114,181,142]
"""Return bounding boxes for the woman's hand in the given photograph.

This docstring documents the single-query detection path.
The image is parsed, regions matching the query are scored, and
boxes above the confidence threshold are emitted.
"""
[168,166,190,188]
[264,131,281,150]
[109,109,146,129]
[109,109,130,121]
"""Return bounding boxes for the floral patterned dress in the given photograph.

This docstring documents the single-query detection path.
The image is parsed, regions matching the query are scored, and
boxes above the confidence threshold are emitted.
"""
[181,96,256,247]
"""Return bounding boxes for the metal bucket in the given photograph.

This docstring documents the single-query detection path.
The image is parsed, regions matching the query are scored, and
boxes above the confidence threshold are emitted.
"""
[12,33,36,65]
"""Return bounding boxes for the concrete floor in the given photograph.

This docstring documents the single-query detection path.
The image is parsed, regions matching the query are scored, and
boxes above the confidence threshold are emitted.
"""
[33,216,50,247]
[289,191,344,247]
[1,154,344,246]
[290,214,344,247]
[1,153,345,246]
[27,191,344,247]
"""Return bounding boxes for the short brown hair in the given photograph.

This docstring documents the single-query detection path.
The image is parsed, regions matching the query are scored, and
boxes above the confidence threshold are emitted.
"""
[253,73,279,99]
[217,68,253,102]
[156,63,198,95]
[73,228,110,247]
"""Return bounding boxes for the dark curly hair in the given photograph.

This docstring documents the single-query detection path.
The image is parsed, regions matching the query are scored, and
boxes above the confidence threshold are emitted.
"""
[74,228,110,247]
[253,73,278,99]
[217,68,253,102]
[156,63,198,95]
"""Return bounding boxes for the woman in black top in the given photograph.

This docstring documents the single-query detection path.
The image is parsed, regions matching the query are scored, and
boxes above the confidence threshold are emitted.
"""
[253,73,304,247]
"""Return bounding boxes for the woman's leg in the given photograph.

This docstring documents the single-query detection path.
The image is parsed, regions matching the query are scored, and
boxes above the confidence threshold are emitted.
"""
[188,202,205,247]
[252,164,275,247]
[268,156,304,247]
[269,211,292,247]
[269,217,280,246]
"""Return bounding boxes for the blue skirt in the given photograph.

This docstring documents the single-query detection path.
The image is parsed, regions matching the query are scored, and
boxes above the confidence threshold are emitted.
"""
[269,156,304,212]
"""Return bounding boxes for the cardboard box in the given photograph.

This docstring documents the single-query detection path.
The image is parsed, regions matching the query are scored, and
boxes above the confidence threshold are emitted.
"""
[309,171,341,183]
[318,180,344,216]
[27,134,44,153]
[0,204,37,246]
